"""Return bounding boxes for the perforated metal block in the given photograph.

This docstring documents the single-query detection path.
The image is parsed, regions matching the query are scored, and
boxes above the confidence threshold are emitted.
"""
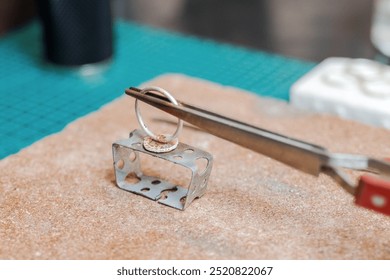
[112,129,213,210]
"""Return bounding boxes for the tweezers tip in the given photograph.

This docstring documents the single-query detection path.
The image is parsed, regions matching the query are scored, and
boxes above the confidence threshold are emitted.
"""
[124,87,141,98]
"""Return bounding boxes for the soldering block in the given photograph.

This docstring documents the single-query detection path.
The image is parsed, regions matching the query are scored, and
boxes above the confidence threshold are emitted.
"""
[290,57,390,129]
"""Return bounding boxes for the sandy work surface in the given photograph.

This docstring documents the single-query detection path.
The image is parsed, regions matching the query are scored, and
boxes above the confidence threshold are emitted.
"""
[1,74,389,259]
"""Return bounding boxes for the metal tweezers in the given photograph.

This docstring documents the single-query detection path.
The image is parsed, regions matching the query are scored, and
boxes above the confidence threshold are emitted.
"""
[125,87,390,216]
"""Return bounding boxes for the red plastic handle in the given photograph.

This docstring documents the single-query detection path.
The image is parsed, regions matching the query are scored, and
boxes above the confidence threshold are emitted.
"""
[355,175,390,216]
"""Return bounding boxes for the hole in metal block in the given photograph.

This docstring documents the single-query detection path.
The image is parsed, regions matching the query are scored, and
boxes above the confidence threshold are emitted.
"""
[129,151,136,162]
[151,180,161,185]
[125,172,140,185]
[141,187,150,192]
[158,186,178,201]
[116,159,124,169]
[173,155,183,160]
[184,149,194,154]
[138,153,192,190]
[196,157,209,175]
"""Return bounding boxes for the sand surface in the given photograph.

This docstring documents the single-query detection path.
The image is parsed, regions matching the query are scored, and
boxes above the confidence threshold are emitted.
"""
[1,74,390,259]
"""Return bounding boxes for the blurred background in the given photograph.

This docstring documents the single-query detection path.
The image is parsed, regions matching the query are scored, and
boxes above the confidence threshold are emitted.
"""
[0,0,378,62]
[2,0,390,159]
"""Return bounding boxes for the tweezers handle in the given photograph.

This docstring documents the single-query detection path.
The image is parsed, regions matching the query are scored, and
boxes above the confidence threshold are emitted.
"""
[356,175,390,215]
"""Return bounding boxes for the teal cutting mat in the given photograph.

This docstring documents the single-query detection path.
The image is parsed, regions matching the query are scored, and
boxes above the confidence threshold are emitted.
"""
[0,20,315,159]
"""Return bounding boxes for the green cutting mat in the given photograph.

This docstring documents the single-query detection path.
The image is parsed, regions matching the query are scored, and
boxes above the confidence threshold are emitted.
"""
[0,20,315,159]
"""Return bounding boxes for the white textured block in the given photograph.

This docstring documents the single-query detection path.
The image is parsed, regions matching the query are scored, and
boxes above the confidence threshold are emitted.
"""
[290,57,390,129]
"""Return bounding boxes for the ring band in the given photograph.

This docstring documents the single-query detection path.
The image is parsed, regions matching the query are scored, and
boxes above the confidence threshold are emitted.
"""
[135,86,183,143]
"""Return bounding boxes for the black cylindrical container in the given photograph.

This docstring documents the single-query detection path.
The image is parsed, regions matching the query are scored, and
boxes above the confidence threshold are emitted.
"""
[36,0,113,66]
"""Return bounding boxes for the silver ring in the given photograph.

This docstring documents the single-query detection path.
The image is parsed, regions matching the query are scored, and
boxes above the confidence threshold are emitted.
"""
[135,86,183,143]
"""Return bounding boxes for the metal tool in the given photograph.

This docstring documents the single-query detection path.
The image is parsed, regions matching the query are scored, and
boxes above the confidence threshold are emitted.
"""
[125,87,390,216]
